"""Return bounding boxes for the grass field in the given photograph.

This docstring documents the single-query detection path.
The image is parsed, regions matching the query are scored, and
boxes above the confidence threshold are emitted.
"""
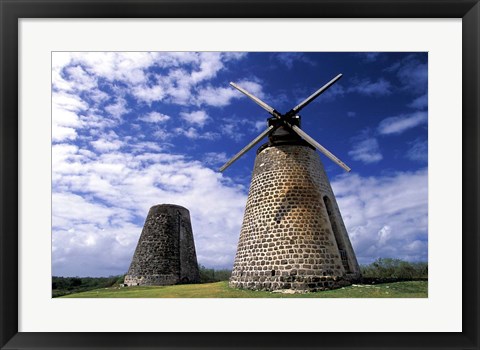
[60,280,427,298]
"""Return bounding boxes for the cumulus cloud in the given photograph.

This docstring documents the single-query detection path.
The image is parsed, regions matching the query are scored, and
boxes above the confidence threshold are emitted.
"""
[105,98,129,119]
[332,169,428,263]
[64,65,97,91]
[378,111,427,135]
[53,52,247,108]
[180,110,209,127]
[52,125,77,142]
[132,84,165,104]
[196,85,238,107]
[91,139,123,152]
[139,112,171,123]
[51,51,428,277]
[53,91,88,112]
[52,91,89,142]
[52,143,248,276]
[228,79,266,101]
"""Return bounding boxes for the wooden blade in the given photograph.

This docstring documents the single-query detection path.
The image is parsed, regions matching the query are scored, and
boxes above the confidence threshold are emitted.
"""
[230,82,282,118]
[288,74,343,116]
[219,125,275,172]
[291,124,351,172]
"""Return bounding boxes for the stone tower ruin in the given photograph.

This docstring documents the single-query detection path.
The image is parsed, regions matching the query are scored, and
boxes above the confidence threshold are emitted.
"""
[124,204,200,286]
[219,74,361,292]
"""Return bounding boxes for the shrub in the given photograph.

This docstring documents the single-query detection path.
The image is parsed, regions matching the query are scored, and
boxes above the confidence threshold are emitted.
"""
[360,258,428,280]
[198,265,231,283]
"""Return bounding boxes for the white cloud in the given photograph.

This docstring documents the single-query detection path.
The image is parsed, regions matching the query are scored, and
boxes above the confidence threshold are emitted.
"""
[190,52,224,83]
[52,144,427,275]
[53,52,249,109]
[174,127,219,140]
[254,120,266,131]
[392,56,428,94]
[378,111,427,135]
[332,169,428,264]
[196,85,237,107]
[90,132,124,152]
[234,80,265,99]
[71,52,157,85]
[180,110,209,127]
[79,112,119,131]
[139,111,171,123]
[52,92,88,141]
[52,145,248,275]
[348,78,392,96]
[128,141,164,153]
[91,139,123,152]
[358,52,381,62]
[406,139,428,163]
[274,52,316,69]
[52,125,77,142]
[65,65,97,91]
[53,91,88,112]
[129,52,246,106]
[153,128,170,140]
[197,79,267,108]
[220,122,243,141]
[349,136,383,164]
[105,98,129,119]
[203,152,228,166]
[408,93,428,109]
[132,84,165,104]
[51,51,429,278]
[218,116,269,142]
[53,192,127,229]
[52,106,82,128]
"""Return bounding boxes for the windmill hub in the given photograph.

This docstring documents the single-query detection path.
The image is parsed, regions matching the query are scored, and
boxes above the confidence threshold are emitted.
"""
[258,115,314,154]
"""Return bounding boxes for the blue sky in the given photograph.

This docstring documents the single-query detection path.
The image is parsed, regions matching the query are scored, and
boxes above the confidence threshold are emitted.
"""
[52,52,428,277]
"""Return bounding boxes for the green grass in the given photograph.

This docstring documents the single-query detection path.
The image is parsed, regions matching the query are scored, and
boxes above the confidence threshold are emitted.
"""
[60,280,427,298]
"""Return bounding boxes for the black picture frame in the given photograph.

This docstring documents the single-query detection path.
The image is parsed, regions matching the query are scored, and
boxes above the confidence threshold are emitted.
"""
[1,1,479,349]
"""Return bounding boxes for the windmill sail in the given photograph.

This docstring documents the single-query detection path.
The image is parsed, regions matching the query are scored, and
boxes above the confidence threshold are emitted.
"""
[227,76,351,172]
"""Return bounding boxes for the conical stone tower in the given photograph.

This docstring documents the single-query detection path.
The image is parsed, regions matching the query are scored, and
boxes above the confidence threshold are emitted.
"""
[229,140,360,292]
[220,74,361,292]
[124,204,200,286]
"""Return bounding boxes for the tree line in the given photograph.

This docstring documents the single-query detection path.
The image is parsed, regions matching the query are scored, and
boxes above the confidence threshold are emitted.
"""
[52,259,427,297]
[360,258,428,281]
[52,275,124,297]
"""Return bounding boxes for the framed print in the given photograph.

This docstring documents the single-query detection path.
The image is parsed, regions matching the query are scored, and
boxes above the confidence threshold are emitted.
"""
[1,0,479,349]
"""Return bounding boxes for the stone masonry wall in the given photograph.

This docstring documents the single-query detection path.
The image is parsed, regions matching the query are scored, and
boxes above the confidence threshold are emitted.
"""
[124,204,200,286]
[229,144,360,292]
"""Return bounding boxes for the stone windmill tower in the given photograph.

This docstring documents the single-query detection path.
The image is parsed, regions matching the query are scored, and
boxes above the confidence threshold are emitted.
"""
[220,74,361,292]
[124,204,200,286]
